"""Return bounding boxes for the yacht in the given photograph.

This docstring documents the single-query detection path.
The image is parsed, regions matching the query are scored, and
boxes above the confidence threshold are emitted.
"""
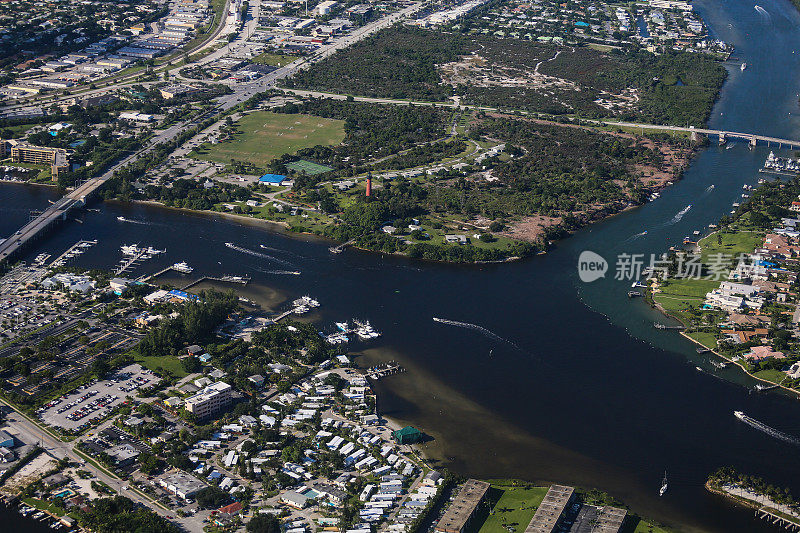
[660,471,668,496]
[354,320,381,339]
[172,262,193,274]
[120,244,140,256]
[335,321,350,332]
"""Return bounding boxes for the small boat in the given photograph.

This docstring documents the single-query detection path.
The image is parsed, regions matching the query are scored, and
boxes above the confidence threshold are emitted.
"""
[628,291,643,298]
[741,62,747,71]
[660,471,668,496]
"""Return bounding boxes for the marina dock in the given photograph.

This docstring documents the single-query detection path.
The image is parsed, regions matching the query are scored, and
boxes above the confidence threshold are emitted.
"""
[366,362,405,380]
[181,275,250,290]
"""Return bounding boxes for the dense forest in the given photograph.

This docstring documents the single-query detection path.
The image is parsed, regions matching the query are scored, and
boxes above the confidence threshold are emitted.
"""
[286,26,726,127]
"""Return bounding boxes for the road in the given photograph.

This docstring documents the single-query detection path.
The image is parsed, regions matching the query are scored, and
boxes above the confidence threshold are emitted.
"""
[0,398,164,513]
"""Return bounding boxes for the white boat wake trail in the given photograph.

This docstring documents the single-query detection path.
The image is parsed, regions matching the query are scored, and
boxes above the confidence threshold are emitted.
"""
[226,243,296,267]
[433,317,521,350]
[117,216,154,226]
[665,205,692,225]
[260,244,303,258]
[737,412,800,446]
[754,4,771,22]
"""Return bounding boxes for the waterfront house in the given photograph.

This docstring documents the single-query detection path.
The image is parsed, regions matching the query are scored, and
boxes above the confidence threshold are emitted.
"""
[744,346,785,362]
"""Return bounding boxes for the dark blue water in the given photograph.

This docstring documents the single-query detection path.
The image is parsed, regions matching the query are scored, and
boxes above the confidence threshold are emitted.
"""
[3,0,800,531]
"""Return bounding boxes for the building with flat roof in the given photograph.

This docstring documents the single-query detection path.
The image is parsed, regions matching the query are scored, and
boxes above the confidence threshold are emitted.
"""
[435,479,490,533]
[159,472,208,499]
[7,141,70,180]
[106,443,140,467]
[0,429,14,448]
[184,381,232,419]
[594,506,627,533]
[525,485,574,533]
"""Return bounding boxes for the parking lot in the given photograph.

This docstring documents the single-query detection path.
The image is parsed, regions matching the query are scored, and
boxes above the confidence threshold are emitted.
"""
[38,364,160,431]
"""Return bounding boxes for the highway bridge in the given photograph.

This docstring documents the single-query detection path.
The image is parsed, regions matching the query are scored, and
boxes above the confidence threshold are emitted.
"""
[596,121,800,149]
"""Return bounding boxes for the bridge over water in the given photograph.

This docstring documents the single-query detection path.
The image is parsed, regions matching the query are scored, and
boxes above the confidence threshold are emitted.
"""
[599,120,800,149]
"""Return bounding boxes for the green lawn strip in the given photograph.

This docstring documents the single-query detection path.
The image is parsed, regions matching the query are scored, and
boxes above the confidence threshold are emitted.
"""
[633,521,673,533]
[134,353,188,378]
[685,331,718,350]
[191,111,345,167]
[752,369,787,384]
[477,483,548,533]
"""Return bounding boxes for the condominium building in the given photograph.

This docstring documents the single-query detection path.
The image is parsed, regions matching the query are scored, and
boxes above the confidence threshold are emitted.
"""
[7,141,70,180]
[184,381,232,419]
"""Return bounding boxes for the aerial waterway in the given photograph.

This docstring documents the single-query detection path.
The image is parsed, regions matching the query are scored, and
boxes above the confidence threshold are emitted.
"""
[4,0,800,532]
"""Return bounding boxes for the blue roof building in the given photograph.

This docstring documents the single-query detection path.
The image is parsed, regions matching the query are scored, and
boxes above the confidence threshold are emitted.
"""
[259,174,287,185]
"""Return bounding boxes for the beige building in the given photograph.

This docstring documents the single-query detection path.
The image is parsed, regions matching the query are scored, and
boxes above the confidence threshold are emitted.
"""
[184,381,232,419]
[8,141,70,180]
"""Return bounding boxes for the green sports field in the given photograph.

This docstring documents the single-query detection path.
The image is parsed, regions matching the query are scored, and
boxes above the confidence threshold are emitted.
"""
[192,111,345,166]
[286,159,334,175]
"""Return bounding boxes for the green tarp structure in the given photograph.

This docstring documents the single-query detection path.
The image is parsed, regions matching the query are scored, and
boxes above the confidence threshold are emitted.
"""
[393,425,422,444]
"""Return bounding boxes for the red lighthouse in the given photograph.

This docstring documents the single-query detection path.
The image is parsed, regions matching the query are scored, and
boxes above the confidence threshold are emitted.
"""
[366,177,372,197]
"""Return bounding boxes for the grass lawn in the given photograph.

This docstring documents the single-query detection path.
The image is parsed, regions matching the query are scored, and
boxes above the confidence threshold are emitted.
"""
[633,521,673,533]
[252,53,296,67]
[685,331,718,350]
[192,111,345,167]
[134,353,187,378]
[653,278,720,324]
[697,230,764,266]
[476,483,548,533]
[752,369,787,384]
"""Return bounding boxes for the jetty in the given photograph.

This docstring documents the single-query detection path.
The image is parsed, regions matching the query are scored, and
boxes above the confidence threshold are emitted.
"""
[181,275,250,290]
[654,323,685,330]
[329,239,356,254]
[272,296,321,322]
[366,362,405,380]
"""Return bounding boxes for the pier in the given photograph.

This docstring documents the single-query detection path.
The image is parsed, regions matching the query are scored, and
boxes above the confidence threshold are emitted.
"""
[654,323,685,330]
[329,239,356,254]
[114,249,149,276]
[180,275,251,290]
[366,362,405,380]
[138,265,176,282]
[756,508,800,531]
[49,239,96,268]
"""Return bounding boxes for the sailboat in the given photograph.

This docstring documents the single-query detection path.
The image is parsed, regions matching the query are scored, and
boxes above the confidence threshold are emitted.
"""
[659,471,668,496]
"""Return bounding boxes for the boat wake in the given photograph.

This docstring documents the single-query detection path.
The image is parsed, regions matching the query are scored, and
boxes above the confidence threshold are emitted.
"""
[226,242,295,267]
[260,244,303,258]
[699,185,715,199]
[433,317,521,350]
[117,216,153,226]
[735,411,800,446]
[754,4,771,21]
[665,205,692,225]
